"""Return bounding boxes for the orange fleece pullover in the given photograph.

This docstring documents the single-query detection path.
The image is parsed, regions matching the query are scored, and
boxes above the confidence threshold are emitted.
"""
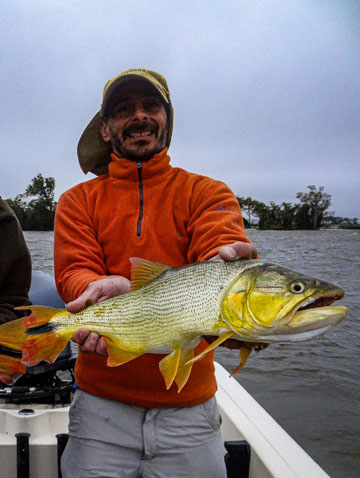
[54,149,251,408]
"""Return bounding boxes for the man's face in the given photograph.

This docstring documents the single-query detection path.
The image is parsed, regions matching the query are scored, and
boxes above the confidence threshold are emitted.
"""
[100,80,168,161]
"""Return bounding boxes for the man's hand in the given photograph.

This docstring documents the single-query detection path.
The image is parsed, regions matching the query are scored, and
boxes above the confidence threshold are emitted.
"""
[72,329,108,355]
[211,241,258,261]
[67,275,130,355]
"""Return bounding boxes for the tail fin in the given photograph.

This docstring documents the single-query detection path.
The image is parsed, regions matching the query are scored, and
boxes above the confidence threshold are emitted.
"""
[0,355,26,384]
[0,318,27,384]
[17,305,63,328]
[0,318,26,351]
[17,305,71,367]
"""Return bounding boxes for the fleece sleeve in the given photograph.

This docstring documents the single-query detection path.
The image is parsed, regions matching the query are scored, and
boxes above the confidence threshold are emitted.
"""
[0,198,32,324]
[186,178,251,263]
[54,189,108,303]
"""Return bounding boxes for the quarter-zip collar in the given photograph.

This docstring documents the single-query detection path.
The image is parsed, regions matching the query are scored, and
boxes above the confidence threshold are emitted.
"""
[108,148,172,188]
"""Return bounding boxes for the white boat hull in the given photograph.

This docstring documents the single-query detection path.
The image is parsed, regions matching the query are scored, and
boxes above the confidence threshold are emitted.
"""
[0,362,329,478]
[215,363,329,478]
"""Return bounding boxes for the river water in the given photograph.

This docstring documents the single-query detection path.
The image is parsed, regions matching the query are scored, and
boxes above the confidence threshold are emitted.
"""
[24,229,359,478]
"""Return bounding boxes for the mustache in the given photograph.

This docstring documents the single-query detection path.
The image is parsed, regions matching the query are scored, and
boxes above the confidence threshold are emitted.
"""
[122,122,157,138]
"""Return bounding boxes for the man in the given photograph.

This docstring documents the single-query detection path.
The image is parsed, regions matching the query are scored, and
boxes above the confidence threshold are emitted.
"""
[0,198,31,324]
[55,68,258,478]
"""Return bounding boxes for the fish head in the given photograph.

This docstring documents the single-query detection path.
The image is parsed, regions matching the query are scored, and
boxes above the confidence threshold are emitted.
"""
[221,262,348,342]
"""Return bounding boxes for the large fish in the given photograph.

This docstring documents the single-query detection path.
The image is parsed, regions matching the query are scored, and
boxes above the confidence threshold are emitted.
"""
[0,258,347,390]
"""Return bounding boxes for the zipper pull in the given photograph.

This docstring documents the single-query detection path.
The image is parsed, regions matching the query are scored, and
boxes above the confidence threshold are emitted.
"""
[137,162,142,169]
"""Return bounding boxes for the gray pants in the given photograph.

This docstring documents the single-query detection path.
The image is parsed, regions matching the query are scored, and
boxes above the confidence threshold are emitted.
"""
[61,389,227,478]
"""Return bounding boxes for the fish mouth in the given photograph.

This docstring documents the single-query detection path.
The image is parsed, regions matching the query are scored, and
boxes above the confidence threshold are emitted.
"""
[271,290,348,342]
[238,290,348,343]
[297,292,344,311]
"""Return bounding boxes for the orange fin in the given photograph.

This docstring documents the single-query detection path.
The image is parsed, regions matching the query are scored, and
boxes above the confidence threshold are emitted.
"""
[0,318,26,351]
[17,305,63,328]
[22,331,71,366]
[159,347,181,390]
[175,349,194,393]
[129,257,170,291]
[231,347,252,375]
[0,355,26,384]
[103,337,143,367]
[186,331,234,365]
[17,305,69,366]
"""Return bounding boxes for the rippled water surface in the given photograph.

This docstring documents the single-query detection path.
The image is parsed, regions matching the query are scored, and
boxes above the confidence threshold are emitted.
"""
[24,229,360,478]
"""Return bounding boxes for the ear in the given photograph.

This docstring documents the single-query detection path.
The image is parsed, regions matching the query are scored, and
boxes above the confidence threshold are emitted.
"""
[100,120,111,142]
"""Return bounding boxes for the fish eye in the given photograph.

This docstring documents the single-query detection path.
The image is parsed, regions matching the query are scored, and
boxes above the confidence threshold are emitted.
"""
[290,281,306,294]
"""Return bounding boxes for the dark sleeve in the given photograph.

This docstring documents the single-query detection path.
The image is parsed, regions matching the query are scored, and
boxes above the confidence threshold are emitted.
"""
[0,198,32,324]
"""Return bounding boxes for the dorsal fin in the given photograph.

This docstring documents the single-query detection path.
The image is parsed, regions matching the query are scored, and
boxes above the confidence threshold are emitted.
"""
[129,257,170,291]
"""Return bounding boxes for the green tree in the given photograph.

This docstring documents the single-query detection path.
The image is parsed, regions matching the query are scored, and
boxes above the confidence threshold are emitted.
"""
[296,185,331,230]
[23,174,56,230]
[24,174,56,211]
[5,195,28,226]
[237,196,261,227]
[294,203,312,230]
[253,201,271,230]
[6,174,56,230]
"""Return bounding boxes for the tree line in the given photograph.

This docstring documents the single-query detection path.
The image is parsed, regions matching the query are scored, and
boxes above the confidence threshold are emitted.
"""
[4,176,358,231]
[5,174,56,231]
[237,185,359,230]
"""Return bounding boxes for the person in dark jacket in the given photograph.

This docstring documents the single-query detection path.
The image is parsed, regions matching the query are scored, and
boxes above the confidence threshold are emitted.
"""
[0,198,31,324]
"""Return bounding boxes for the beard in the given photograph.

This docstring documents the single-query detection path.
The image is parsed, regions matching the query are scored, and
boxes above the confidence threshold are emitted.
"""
[109,121,168,162]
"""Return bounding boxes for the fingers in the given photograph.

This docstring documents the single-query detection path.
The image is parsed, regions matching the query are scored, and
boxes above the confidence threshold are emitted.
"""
[95,337,107,356]
[217,242,258,261]
[66,276,131,313]
[66,287,100,313]
[71,329,107,356]
[66,280,106,313]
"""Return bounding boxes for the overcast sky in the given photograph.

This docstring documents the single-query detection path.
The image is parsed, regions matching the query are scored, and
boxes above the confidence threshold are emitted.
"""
[1,0,359,218]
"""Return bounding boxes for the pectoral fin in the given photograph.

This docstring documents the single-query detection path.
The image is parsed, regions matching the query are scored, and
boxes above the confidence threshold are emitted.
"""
[230,346,252,375]
[159,347,181,389]
[103,337,143,367]
[186,331,234,365]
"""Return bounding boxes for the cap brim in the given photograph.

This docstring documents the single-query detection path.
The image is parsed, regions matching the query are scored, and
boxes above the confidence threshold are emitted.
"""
[77,112,113,176]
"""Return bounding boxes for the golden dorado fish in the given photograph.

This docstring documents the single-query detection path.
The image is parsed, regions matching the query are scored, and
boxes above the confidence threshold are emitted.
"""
[0,258,347,390]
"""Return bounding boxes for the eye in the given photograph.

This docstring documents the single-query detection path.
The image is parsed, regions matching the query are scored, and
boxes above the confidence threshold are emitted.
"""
[290,281,306,294]
[144,98,161,111]
[113,103,132,116]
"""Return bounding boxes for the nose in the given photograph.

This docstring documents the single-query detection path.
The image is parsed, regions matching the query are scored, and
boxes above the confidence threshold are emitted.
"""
[132,102,148,121]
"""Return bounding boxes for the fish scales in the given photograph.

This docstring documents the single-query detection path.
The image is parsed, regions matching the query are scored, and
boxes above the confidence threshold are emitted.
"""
[61,261,244,350]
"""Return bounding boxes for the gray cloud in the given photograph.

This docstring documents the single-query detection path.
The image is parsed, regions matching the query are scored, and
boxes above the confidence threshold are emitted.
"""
[1,0,359,217]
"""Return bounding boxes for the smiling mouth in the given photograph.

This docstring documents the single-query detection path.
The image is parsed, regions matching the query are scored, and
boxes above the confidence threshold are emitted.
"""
[128,131,153,138]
